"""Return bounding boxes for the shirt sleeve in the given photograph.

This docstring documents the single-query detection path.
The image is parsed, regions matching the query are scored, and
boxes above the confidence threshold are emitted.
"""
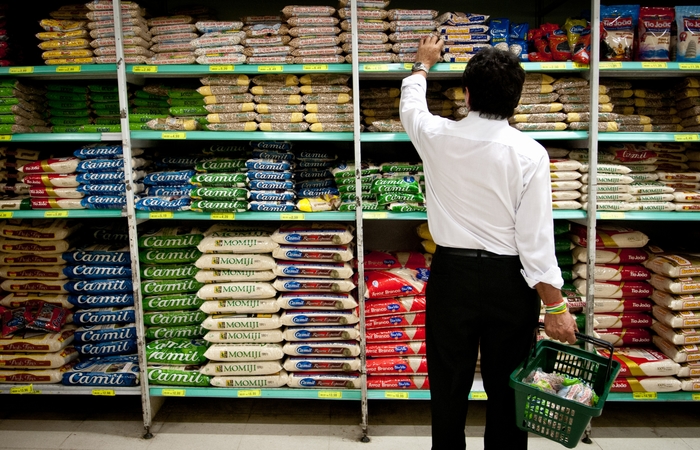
[399,74,431,155]
[515,153,564,289]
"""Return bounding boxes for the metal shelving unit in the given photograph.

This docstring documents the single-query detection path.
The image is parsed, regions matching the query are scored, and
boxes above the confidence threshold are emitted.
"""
[0,385,140,395]
[0,210,125,219]
[134,211,356,221]
[149,387,361,400]
[0,133,123,142]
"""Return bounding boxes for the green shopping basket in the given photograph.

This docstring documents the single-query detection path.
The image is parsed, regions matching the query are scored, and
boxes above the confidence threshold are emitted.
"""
[509,328,621,448]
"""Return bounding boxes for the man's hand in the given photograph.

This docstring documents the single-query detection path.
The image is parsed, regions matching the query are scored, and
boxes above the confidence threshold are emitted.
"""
[544,311,578,344]
[414,35,443,71]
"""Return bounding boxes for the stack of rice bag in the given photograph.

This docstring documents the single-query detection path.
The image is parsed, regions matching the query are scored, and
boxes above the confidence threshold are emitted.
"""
[283,5,343,65]
[128,85,170,129]
[369,162,425,212]
[363,248,431,389]
[385,9,437,64]
[199,74,257,132]
[49,83,122,133]
[301,74,354,132]
[646,252,700,392]
[241,15,291,66]
[196,224,286,388]
[551,221,580,304]
[613,85,680,133]
[675,78,700,132]
[192,20,246,66]
[338,0,392,64]
[360,87,400,131]
[243,141,294,212]
[273,223,361,389]
[569,224,656,350]
[293,147,340,212]
[36,5,92,66]
[0,79,48,134]
[147,15,198,65]
[333,161,380,211]
[87,1,152,65]
[145,84,207,132]
[547,147,583,210]
[511,74,563,131]
[0,146,33,209]
[137,161,194,213]
[190,152,249,213]
[250,74,304,132]
[437,11,489,64]
[140,226,210,388]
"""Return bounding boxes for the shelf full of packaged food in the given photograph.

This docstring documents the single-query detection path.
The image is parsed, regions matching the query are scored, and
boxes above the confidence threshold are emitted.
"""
[135,211,356,221]
[0,210,125,219]
[0,133,123,142]
[0,384,141,395]
[596,211,700,221]
[0,65,118,80]
[360,131,589,143]
[126,64,352,78]
[149,386,361,400]
[130,131,353,142]
[358,62,588,79]
[599,61,700,77]
[598,133,700,143]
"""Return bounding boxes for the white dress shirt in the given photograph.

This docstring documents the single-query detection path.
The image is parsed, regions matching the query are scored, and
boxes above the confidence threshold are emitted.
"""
[400,74,563,289]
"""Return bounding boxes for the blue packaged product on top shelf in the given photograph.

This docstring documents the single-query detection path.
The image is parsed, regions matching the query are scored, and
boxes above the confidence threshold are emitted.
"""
[246,159,294,171]
[73,144,125,159]
[135,196,190,211]
[675,6,700,62]
[74,339,138,357]
[62,247,130,266]
[72,307,137,325]
[297,187,340,198]
[67,294,134,309]
[296,179,335,189]
[248,180,295,190]
[77,172,142,184]
[146,185,194,197]
[250,141,293,151]
[489,18,510,50]
[74,324,138,343]
[63,265,132,280]
[510,22,529,40]
[143,170,196,186]
[81,196,127,209]
[64,279,134,295]
[248,201,296,212]
[201,144,248,155]
[62,354,140,387]
[252,150,295,161]
[248,190,296,202]
[246,170,293,181]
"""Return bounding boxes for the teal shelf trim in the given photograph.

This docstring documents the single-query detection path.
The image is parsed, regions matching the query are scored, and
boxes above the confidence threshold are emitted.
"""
[149,387,361,399]
[596,211,700,221]
[553,210,587,220]
[3,210,124,219]
[598,132,699,142]
[360,131,588,142]
[368,390,431,400]
[127,64,351,76]
[357,62,588,75]
[0,385,140,395]
[0,65,117,77]
[131,131,353,141]
[135,211,356,221]
[362,211,427,220]
[1,133,110,142]
[608,392,700,401]
[599,61,700,73]
[361,132,410,142]
[367,391,700,401]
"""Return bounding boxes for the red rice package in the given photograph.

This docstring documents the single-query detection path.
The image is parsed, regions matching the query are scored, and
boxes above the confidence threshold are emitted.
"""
[25,302,68,332]
[365,326,426,342]
[527,28,552,62]
[366,341,427,357]
[595,328,653,346]
[365,295,426,317]
[2,307,27,336]
[593,312,655,328]
[365,312,426,329]
[569,223,650,248]
[363,251,432,270]
[601,5,640,61]
[637,7,674,61]
[572,24,591,64]
[363,268,429,299]
[367,375,429,389]
[366,356,428,374]
[544,24,571,61]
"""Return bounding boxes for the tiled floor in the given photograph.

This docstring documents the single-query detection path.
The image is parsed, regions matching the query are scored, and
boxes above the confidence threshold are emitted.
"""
[1,395,699,449]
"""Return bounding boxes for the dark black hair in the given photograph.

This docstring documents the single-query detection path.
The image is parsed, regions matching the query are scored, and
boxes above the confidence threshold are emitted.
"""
[461,47,526,120]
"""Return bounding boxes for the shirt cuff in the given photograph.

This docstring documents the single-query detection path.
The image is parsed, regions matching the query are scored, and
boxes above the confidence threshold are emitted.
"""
[520,266,564,290]
[402,73,428,90]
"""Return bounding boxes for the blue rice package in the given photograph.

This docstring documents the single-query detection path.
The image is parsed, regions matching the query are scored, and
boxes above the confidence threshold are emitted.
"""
[297,187,340,198]
[246,159,294,171]
[248,201,295,212]
[73,338,138,357]
[135,196,191,211]
[63,265,132,280]
[156,156,206,168]
[68,294,134,309]
[81,196,127,210]
[62,245,130,266]
[251,149,295,161]
[74,144,138,159]
[77,183,139,195]
[296,169,332,180]
[246,170,293,181]
[201,144,248,155]
[248,190,296,201]
[489,18,510,50]
[296,160,333,169]
[62,354,140,386]
[248,180,295,190]
[77,171,146,184]
[76,159,143,173]
[146,185,194,197]
[64,279,134,295]
[296,179,335,189]
[676,6,700,62]
[74,324,137,343]
[72,307,136,326]
[510,22,529,40]
[250,141,293,151]
[297,150,336,161]
[143,170,196,186]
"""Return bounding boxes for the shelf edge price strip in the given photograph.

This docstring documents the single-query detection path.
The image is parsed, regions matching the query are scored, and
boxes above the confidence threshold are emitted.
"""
[680,63,700,70]
[10,384,34,394]
[599,212,626,220]
[258,65,284,72]
[632,392,657,400]
[8,67,33,74]
[600,62,623,69]
[211,213,235,220]
[363,64,389,72]
[162,389,186,397]
[449,64,467,71]
[0,212,13,219]
[318,391,343,399]
[384,391,409,399]
[540,63,567,70]
[237,389,262,398]
[133,66,158,73]
[149,212,174,219]
[162,132,187,140]
[0,135,11,141]
[209,65,234,72]
[92,389,116,396]
[470,392,488,400]
[364,211,388,219]
[675,134,700,142]
[641,62,667,69]
[44,211,70,218]
[280,213,305,220]
[302,64,328,71]
[693,394,700,401]
[56,65,81,73]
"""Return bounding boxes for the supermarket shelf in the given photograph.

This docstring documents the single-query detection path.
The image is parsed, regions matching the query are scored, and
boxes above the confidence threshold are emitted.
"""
[0,210,124,219]
[0,384,140,395]
[553,210,587,220]
[608,392,700,401]
[131,131,353,142]
[362,211,426,220]
[361,131,588,142]
[135,211,356,221]
[599,61,700,77]
[126,64,351,77]
[367,377,484,400]
[366,391,700,401]
[0,133,122,142]
[598,132,700,143]
[149,386,361,400]
[596,211,700,221]
[358,62,588,79]
[0,65,117,79]
[361,133,411,142]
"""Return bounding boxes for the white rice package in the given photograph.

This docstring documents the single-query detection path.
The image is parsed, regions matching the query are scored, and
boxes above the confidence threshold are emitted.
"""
[195,253,277,270]
[279,310,360,326]
[652,305,700,328]
[201,313,281,330]
[197,233,279,254]
[282,341,361,357]
[283,356,361,372]
[645,254,700,278]
[199,298,280,314]
[272,261,354,279]
[651,322,700,345]
[276,292,358,310]
[195,269,276,283]
[270,223,354,245]
[203,329,285,344]
[653,335,700,363]
[650,291,700,310]
[283,325,361,341]
[196,282,277,300]
[203,343,284,361]
[209,371,288,388]
[285,371,361,388]
[272,277,355,293]
[199,360,283,376]
[597,347,680,376]
[272,245,354,262]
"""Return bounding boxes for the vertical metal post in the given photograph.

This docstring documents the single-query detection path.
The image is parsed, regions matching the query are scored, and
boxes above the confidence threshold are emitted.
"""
[111,0,154,439]
[349,0,370,443]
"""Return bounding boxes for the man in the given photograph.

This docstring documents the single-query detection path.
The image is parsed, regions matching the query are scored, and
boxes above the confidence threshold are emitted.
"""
[399,36,578,450]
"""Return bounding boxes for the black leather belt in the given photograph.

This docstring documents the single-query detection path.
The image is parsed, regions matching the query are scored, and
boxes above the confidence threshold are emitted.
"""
[436,245,517,259]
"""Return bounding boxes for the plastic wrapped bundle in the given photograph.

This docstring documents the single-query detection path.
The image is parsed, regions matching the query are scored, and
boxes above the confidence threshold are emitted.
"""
[0,79,49,134]
[146,14,199,65]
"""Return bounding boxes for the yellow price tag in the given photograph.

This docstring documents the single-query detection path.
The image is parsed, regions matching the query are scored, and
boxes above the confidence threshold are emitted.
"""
[303,64,329,71]
[0,212,13,218]
[572,62,589,69]
[641,62,667,69]
[92,389,115,396]
[0,135,11,141]
[210,213,235,220]
[403,63,413,70]
[680,63,700,70]
[363,64,389,71]
[633,392,657,400]
[449,64,467,71]
[599,212,626,219]
[149,212,174,219]
[8,67,34,74]
[56,66,81,73]
[471,392,488,400]
[675,134,700,142]
[238,389,262,397]
[280,213,305,220]
[600,61,623,69]
[133,66,158,73]
[693,394,700,401]
[209,65,234,72]
[44,211,69,218]
[10,385,33,394]
[258,65,284,72]
[540,63,567,70]
[162,132,186,139]
[162,389,186,397]
[384,391,409,399]
[318,391,343,399]
[364,211,388,219]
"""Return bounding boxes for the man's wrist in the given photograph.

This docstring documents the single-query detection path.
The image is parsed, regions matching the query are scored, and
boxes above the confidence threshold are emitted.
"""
[412,61,430,73]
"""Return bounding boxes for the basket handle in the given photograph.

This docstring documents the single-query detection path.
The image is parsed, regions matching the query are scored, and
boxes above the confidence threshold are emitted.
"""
[536,323,616,383]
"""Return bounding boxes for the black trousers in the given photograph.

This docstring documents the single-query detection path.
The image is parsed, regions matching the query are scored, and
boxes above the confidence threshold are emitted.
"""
[426,246,540,450]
